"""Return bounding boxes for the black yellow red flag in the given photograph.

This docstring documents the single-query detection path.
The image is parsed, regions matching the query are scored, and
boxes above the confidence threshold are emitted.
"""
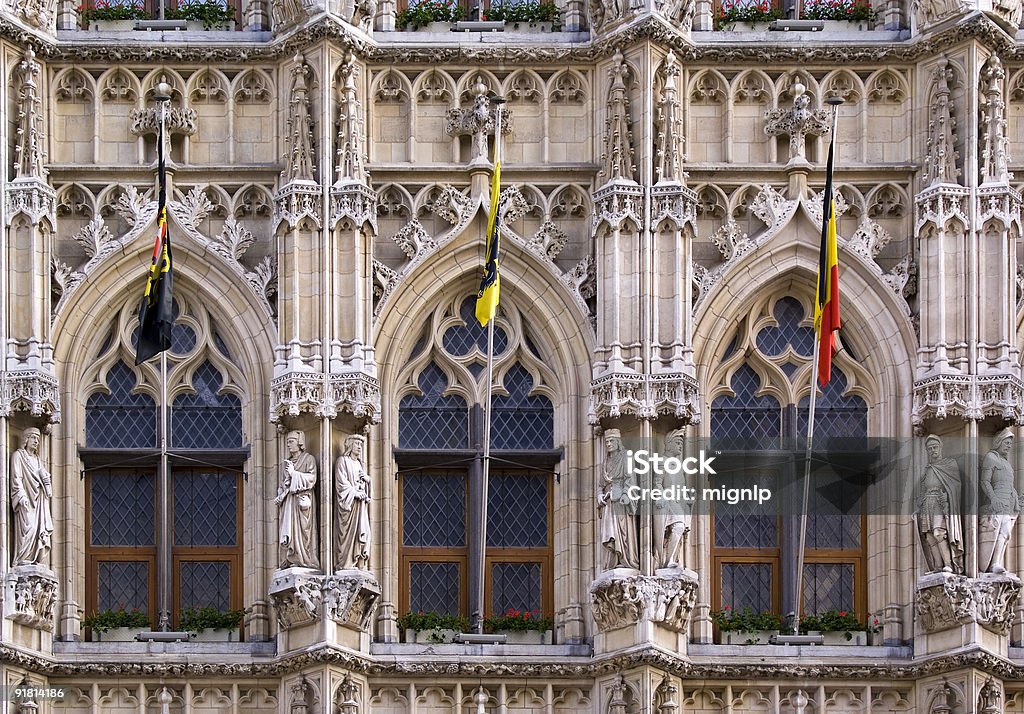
[814,124,840,387]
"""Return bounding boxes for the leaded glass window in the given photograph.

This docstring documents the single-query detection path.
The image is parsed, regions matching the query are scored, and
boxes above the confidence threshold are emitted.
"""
[172,361,243,449]
[86,362,156,449]
[398,363,468,450]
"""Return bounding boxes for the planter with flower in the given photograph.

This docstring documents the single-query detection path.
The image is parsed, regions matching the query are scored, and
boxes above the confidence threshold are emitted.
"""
[395,0,465,31]
[83,607,150,641]
[179,606,245,641]
[714,0,781,30]
[801,0,875,29]
[398,611,469,643]
[711,606,782,644]
[484,0,560,31]
[799,609,871,645]
[78,1,147,30]
[167,0,236,29]
[484,609,553,644]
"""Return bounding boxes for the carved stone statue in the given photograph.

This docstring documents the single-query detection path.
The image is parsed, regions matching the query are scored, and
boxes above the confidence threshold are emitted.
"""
[597,429,639,570]
[275,430,320,569]
[334,434,371,571]
[10,427,53,567]
[979,428,1021,574]
[915,435,963,574]
[655,427,691,570]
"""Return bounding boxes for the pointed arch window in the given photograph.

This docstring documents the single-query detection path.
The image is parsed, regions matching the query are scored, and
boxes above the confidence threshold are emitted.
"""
[82,297,247,636]
[710,296,868,623]
[395,296,560,625]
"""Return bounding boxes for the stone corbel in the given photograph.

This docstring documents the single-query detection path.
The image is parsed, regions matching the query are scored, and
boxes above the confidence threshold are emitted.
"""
[323,572,380,631]
[916,571,1021,635]
[5,565,58,631]
[269,568,324,630]
[590,569,698,633]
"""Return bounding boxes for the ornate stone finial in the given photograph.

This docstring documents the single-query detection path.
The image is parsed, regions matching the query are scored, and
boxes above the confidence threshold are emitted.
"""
[335,52,369,186]
[654,678,679,714]
[601,52,636,183]
[655,50,684,185]
[923,58,960,187]
[978,677,1002,714]
[444,79,511,166]
[283,55,317,185]
[764,80,832,164]
[14,48,46,180]
[980,55,1011,185]
[336,673,360,714]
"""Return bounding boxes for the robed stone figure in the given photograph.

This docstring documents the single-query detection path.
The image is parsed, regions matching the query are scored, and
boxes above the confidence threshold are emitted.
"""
[915,434,963,574]
[275,430,320,569]
[597,428,639,570]
[10,427,53,566]
[979,428,1021,574]
[334,434,371,571]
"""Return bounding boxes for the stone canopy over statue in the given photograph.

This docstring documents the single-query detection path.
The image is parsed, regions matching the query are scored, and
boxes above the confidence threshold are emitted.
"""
[275,429,320,569]
[10,426,53,567]
[915,434,964,574]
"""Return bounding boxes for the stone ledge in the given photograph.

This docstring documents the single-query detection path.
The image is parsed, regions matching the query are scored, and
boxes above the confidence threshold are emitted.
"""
[53,641,277,657]
[689,643,913,658]
[369,643,592,657]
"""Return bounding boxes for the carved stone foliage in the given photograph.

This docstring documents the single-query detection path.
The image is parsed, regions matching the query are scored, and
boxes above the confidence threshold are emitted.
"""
[600,52,636,185]
[270,569,324,630]
[128,106,198,142]
[5,566,57,631]
[916,571,1021,635]
[13,49,46,181]
[980,55,1011,186]
[764,84,832,164]
[560,254,596,321]
[589,570,698,633]
[846,219,892,261]
[323,572,380,631]
[912,373,1024,429]
[922,59,961,187]
[711,220,752,262]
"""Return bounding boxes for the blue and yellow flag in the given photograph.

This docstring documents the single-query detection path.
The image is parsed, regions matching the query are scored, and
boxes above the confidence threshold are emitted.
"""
[134,121,174,365]
[475,158,501,326]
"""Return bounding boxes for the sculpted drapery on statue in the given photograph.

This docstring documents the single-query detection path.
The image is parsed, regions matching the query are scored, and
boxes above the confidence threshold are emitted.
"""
[915,434,964,574]
[10,427,53,567]
[275,430,320,569]
[979,428,1021,574]
[334,434,371,571]
[597,429,639,570]
[655,427,691,570]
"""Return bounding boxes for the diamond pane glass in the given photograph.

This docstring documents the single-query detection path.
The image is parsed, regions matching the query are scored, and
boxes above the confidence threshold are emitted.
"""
[90,471,155,546]
[797,367,868,442]
[487,472,548,547]
[442,297,509,356]
[711,364,781,450]
[492,364,553,450]
[171,322,197,355]
[714,512,778,548]
[756,297,814,357]
[97,561,149,614]
[720,563,773,613]
[399,363,468,449]
[174,471,237,546]
[180,560,230,611]
[490,562,541,615]
[402,472,466,546]
[172,361,243,449]
[409,562,460,616]
[86,361,156,448]
[802,562,854,614]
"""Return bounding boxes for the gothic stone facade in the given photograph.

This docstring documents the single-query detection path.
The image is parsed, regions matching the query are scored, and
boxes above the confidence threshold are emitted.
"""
[2,0,1024,711]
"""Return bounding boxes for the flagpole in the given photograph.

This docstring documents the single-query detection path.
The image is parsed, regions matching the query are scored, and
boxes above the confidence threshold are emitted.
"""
[155,82,171,631]
[476,96,504,635]
[792,97,842,636]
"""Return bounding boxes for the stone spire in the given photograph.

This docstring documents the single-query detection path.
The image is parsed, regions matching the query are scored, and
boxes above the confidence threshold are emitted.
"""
[655,50,684,185]
[335,52,369,186]
[601,51,636,183]
[922,58,960,187]
[14,48,46,180]
[283,53,316,185]
[980,55,1010,185]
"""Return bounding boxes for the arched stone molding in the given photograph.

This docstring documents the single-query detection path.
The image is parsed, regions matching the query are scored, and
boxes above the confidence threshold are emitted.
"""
[140,68,187,105]
[186,68,230,104]
[411,68,456,105]
[547,69,589,104]
[455,70,501,103]
[97,67,141,103]
[231,68,275,104]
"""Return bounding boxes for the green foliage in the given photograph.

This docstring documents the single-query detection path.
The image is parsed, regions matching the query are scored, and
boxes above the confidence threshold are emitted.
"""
[801,0,875,21]
[83,607,150,632]
[179,607,245,631]
[483,0,560,23]
[167,0,236,28]
[78,0,148,22]
[484,608,553,632]
[395,0,465,29]
[714,0,782,28]
[710,606,782,632]
[397,610,470,632]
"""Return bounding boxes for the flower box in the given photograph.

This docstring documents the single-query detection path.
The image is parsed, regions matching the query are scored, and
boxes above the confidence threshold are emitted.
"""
[185,19,235,29]
[190,627,241,642]
[93,627,146,642]
[89,18,137,30]
[720,629,778,644]
[812,630,868,645]
[405,627,459,643]
[507,20,552,31]
[497,629,552,644]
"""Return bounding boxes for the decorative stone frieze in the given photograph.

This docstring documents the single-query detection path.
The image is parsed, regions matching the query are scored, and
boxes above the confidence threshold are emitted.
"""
[2,370,61,422]
[269,568,324,630]
[331,183,377,231]
[915,571,1021,635]
[589,569,698,633]
[915,184,970,233]
[5,566,58,631]
[589,372,645,422]
[592,181,645,232]
[323,571,380,631]
[650,184,697,231]
[327,373,381,423]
